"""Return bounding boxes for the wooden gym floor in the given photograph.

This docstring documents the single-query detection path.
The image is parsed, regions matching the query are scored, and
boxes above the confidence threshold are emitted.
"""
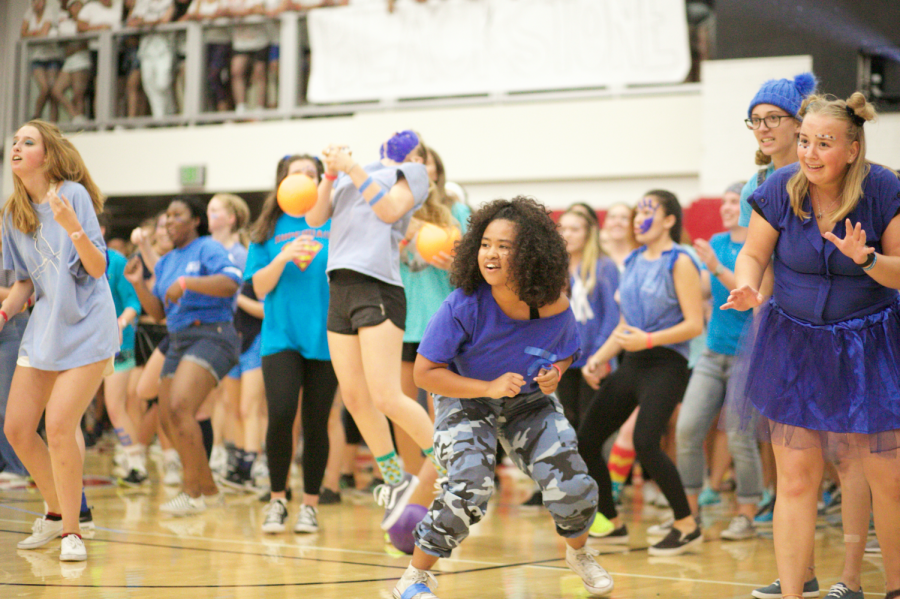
[0,443,887,598]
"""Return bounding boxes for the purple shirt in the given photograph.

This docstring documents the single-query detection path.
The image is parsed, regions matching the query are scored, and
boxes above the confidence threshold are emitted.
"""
[417,283,581,396]
[750,163,900,325]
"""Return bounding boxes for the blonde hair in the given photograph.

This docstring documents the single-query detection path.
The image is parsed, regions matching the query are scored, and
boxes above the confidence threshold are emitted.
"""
[786,93,876,222]
[562,208,604,295]
[6,120,104,234]
[210,192,251,247]
[413,182,454,228]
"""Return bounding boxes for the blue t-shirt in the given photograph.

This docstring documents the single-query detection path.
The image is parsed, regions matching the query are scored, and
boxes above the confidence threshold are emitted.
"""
[569,257,619,368]
[107,248,142,353]
[749,163,900,325]
[328,161,429,286]
[244,215,331,360]
[2,181,119,370]
[739,163,776,228]
[417,283,582,396]
[153,236,243,332]
[706,232,752,356]
[619,245,700,360]
[400,202,472,343]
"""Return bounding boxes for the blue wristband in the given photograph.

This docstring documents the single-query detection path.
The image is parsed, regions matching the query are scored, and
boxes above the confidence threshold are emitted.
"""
[862,253,877,271]
[358,177,374,193]
[369,188,387,206]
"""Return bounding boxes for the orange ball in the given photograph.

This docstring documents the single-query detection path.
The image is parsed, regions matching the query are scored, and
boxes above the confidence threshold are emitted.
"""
[416,223,461,264]
[277,173,317,217]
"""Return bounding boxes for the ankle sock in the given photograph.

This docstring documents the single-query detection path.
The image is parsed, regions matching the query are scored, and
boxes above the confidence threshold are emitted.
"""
[422,447,447,477]
[375,451,404,486]
[80,491,88,512]
[46,512,62,521]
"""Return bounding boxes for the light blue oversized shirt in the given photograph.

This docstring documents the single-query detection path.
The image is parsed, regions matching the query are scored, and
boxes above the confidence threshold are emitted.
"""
[328,161,429,286]
[2,181,119,370]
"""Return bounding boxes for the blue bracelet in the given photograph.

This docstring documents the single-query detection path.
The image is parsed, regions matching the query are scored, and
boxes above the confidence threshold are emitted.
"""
[862,253,877,271]
[358,177,374,193]
[369,188,387,206]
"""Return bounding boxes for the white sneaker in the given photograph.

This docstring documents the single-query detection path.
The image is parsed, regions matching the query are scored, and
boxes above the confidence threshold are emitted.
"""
[0,471,30,488]
[566,545,614,596]
[59,534,87,561]
[209,445,226,477]
[392,565,439,599]
[18,517,64,549]
[262,499,288,534]
[293,504,319,534]
[159,492,207,516]
[720,515,757,541]
[163,458,183,486]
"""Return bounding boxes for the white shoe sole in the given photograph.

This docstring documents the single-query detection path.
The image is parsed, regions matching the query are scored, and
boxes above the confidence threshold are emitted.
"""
[17,526,64,550]
[293,525,319,534]
[60,550,87,562]
[647,535,703,556]
[261,523,286,534]
[380,478,420,531]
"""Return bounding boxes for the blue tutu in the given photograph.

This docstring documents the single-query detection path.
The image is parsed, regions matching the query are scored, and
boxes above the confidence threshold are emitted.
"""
[722,297,900,458]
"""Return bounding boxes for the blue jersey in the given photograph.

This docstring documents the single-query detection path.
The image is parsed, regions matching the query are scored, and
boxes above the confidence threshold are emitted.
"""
[153,236,243,332]
[706,233,752,356]
[244,215,331,360]
[418,283,581,396]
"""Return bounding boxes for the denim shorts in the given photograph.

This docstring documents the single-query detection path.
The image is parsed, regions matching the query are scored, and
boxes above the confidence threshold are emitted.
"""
[31,59,62,73]
[226,333,262,379]
[161,322,240,383]
[327,269,406,335]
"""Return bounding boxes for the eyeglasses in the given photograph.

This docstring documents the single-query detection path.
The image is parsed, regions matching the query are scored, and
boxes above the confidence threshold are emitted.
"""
[744,115,793,130]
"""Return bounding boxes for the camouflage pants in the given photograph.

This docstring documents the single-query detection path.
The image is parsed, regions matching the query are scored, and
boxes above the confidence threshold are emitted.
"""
[415,391,598,558]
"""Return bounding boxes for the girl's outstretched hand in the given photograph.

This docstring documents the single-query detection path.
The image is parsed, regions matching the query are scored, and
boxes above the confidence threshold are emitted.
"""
[722,285,763,311]
[823,219,875,265]
[485,372,524,399]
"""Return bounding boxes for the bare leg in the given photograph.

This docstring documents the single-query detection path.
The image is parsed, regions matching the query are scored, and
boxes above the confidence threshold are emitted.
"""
[862,448,900,593]
[835,458,870,592]
[321,388,345,492]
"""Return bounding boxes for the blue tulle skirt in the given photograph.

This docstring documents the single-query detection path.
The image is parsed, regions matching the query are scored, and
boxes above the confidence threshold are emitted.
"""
[722,297,900,458]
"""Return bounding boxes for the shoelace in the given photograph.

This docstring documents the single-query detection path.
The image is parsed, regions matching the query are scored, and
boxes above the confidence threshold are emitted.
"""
[573,546,607,574]
[410,569,439,591]
[264,501,287,521]
[828,584,854,598]
[32,518,48,533]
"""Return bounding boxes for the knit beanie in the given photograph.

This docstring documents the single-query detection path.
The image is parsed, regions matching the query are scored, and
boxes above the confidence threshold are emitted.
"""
[748,72,817,118]
[380,130,420,162]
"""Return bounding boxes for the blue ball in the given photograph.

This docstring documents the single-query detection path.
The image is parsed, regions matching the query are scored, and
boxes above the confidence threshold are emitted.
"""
[387,504,429,555]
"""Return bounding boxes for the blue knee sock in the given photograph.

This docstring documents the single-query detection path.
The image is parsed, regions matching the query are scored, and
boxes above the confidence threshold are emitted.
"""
[80,490,88,512]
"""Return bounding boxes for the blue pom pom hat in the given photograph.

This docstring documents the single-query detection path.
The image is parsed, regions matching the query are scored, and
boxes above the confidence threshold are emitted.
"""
[748,72,817,118]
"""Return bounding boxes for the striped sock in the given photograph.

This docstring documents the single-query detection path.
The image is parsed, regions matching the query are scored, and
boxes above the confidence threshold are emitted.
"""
[375,451,404,486]
[422,447,447,477]
[607,443,636,487]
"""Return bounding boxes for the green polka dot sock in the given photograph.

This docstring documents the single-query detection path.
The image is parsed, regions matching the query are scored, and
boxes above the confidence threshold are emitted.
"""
[375,451,404,486]
[422,447,447,477]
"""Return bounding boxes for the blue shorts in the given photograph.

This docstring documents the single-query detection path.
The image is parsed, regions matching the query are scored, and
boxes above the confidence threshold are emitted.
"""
[161,322,240,383]
[268,45,279,62]
[227,334,262,379]
[31,59,62,73]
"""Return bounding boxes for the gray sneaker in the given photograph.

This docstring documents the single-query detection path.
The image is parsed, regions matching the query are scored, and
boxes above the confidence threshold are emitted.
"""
[824,582,864,599]
[17,517,64,550]
[375,472,419,531]
[293,504,319,534]
[720,515,757,541]
[752,577,820,599]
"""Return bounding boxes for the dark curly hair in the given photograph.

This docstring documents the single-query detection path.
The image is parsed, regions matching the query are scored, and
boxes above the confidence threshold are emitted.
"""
[450,196,569,307]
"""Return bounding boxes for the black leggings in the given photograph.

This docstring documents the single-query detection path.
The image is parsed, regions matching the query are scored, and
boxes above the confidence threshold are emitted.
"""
[577,347,691,521]
[262,351,339,496]
[556,367,595,431]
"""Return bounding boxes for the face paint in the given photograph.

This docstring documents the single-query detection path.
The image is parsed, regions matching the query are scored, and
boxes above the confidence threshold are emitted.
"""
[816,134,837,141]
[637,197,657,234]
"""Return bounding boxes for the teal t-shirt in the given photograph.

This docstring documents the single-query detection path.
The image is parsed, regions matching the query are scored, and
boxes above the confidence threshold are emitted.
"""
[107,248,141,353]
[244,214,331,360]
[400,202,471,343]
[706,232,752,356]
[738,163,776,228]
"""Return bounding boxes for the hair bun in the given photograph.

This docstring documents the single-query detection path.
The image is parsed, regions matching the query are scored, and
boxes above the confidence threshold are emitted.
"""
[793,72,817,97]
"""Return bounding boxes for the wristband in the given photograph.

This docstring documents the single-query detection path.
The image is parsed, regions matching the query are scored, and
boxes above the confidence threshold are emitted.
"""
[324,172,338,181]
[552,364,563,379]
[861,253,877,271]
[178,276,187,291]
[647,333,653,349]
[399,239,409,248]
[70,229,85,241]
[0,310,7,324]
[369,188,387,206]
[358,176,374,193]
[713,264,724,277]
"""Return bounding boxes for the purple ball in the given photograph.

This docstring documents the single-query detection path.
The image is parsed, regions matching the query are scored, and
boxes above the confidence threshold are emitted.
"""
[388,503,429,555]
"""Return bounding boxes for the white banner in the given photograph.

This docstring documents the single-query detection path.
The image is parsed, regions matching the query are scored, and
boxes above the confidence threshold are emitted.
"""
[307,0,691,104]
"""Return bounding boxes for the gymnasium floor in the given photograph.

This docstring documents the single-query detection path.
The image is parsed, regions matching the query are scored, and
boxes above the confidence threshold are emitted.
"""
[0,444,887,599]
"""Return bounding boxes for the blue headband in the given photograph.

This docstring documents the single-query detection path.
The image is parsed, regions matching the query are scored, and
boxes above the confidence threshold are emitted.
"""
[380,130,420,162]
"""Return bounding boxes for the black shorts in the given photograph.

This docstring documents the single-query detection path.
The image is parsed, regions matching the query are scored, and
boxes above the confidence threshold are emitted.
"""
[135,322,168,367]
[401,342,419,364]
[233,47,269,64]
[326,269,406,335]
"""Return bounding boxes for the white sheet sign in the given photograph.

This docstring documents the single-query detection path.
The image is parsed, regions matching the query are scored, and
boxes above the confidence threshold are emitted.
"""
[307,0,691,103]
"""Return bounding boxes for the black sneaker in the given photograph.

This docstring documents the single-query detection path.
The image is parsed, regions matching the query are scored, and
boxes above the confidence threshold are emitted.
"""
[221,469,255,493]
[119,469,148,488]
[319,488,341,505]
[594,523,630,545]
[339,473,356,491]
[648,526,702,556]
[258,488,292,503]
[522,491,543,507]
[79,507,94,531]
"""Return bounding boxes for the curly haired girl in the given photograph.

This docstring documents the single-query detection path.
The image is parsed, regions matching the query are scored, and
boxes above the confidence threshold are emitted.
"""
[393,196,613,599]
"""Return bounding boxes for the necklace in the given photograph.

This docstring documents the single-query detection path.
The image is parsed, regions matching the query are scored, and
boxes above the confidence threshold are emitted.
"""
[811,188,838,220]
